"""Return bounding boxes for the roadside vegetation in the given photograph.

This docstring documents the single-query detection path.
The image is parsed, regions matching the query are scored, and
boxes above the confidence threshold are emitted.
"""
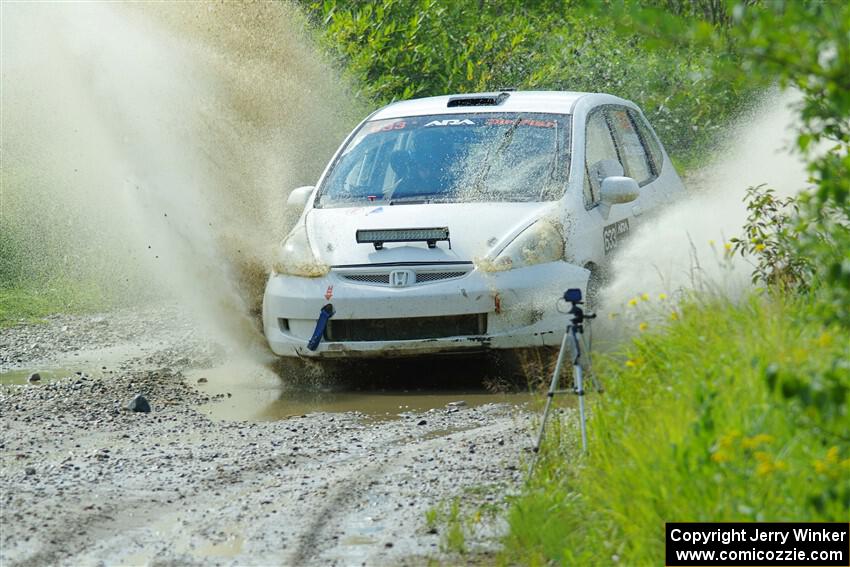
[301,0,849,564]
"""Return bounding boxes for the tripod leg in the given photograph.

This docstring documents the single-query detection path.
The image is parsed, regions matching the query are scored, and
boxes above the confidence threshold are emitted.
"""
[570,330,588,452]
[533,329,571,454]
[574,362,587,452]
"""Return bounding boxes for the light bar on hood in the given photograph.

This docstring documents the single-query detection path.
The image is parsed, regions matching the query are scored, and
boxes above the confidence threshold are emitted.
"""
[356,227,451,250]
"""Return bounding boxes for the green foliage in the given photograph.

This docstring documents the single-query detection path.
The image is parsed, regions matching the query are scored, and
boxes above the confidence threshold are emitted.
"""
[730,185,810,289]
[628,0,850,322]
[728,1,850,326]
[0,281,107,327]
[300,0,764,167]
[501,295,850,565]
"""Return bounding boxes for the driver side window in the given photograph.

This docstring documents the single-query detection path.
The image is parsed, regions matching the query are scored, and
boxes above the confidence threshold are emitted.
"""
[584,110,622,208]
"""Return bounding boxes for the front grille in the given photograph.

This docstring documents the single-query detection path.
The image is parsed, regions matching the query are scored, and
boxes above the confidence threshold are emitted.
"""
[325,314,487,342]
[415,271,468,283]
[341,273,391,284]
[339,269,469,286]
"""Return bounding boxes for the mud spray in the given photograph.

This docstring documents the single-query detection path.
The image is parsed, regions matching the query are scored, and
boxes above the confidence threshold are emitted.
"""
[2,3,361,361]
[597,92,809,342]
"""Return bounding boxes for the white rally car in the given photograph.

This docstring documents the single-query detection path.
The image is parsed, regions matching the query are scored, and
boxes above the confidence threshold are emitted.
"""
[263,91,685,359]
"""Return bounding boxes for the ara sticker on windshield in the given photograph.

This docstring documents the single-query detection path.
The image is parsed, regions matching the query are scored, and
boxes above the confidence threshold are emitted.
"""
[603,219,630,255]
[424,119,476,127]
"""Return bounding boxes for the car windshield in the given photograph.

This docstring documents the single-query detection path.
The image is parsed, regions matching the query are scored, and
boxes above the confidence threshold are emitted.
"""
[315,112,570,207]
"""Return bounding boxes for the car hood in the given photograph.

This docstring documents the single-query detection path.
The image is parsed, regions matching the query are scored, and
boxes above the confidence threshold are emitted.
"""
[306,202,556,266]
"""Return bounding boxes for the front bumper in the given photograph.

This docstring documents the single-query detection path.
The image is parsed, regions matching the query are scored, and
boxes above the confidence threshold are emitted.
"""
[262,262,589,358]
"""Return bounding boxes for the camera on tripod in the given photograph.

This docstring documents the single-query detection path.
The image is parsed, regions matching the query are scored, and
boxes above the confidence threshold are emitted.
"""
[533,286,598,458]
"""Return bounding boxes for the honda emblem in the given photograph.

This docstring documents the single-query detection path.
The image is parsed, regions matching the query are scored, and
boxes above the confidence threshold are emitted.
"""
[390,269,414,287]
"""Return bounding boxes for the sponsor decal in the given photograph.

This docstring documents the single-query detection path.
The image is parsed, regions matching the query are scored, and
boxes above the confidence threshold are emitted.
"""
[485,117,557,128]
[603,218,630,255]
[368,120,407,133]
[424,118,476,127]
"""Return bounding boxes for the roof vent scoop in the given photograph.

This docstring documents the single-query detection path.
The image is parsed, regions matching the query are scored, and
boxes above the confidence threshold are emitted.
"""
[446,92,510,107]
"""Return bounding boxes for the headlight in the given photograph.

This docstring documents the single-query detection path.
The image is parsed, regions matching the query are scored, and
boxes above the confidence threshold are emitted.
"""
[476,220,565,272]
[272,224,329,277]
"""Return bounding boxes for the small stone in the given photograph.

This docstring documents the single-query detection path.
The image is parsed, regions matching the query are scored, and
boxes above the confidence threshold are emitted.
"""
[126,394,151,413]
[446,400,466,407]
[417,419,427,426]
[25,466,36,476]
[27,373,41,383]
[384,542,394,548]
[197,377,208,384]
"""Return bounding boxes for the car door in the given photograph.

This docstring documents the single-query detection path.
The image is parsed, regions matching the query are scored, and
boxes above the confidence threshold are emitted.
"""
[579,107,637,262]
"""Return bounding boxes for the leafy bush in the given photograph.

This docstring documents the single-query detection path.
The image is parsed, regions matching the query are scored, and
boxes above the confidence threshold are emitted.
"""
[299,0,764,167]
[729,185,810,289]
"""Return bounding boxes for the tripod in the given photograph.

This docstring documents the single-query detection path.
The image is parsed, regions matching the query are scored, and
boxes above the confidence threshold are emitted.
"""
[534,288,597,455]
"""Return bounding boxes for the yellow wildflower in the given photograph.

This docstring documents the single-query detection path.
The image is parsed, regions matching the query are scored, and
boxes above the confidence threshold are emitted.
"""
[639,322,649,332]
[816,332,833,348]
[641,292,650,301]
[826,446,840,464]
[711,451,731,464]
[742,434,775,449]
[670,311,679,321]
[659,293,668,300]
[717,431,740,450]
[625,359,637,368]
[724,242,732,252]
[628,298,638,307]
[814,459,829,474]
[754,451,771,463]
[708,239,715,246]
[757,462,775,476]
[755,243,766,252]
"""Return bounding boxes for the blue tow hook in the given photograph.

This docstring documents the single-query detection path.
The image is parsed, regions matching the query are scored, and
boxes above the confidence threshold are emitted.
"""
[307,303,335,351]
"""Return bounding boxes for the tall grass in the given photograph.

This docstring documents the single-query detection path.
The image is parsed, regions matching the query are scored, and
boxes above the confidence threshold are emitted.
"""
[501,293,849,565]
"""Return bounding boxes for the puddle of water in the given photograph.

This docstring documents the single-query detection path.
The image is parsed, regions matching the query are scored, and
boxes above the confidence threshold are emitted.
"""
[0,368,96,386]
[0,340,164,386]
[188,361,534,422]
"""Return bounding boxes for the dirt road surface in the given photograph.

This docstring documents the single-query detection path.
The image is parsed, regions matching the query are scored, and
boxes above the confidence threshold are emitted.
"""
[0,307,540,566]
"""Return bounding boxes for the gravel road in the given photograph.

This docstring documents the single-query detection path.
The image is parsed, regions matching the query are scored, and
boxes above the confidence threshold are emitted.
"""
[0,306,540,566]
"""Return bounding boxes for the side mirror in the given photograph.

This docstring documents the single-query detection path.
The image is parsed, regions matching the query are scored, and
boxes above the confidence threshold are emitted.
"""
[599,176,639,218]
[286,186,314,212]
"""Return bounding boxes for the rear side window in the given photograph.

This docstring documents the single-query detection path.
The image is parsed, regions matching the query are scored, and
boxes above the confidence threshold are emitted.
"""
[629,109,664,174]
[608,108,653,185]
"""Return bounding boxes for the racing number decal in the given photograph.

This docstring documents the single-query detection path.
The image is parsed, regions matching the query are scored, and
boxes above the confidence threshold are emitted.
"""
[603,219,630,255]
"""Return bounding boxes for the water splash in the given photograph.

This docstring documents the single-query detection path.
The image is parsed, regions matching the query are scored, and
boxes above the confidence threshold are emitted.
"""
[600,92,808,318]
[2,2,361,356]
